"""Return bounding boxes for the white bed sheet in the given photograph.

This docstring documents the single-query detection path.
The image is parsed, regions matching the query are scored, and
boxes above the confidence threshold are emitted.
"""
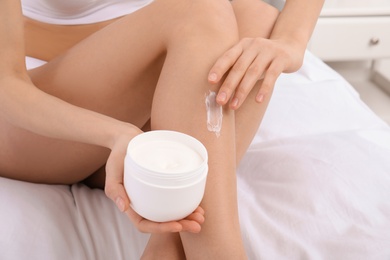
[1,52,390,260]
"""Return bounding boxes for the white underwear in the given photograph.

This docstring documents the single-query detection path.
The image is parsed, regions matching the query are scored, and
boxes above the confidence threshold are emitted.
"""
[26,56,47,70]
[21,0,154,25]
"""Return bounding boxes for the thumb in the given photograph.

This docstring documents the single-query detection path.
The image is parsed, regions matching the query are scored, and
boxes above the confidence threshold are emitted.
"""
[104,149,130,212]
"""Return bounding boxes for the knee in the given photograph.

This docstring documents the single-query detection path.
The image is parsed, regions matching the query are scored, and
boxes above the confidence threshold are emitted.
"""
[191,0,238,34]
[166,0,239,47]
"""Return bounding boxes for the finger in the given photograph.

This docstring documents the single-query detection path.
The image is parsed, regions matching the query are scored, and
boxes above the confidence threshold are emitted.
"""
[193,206,205,216]
[256,60,283,103]
[125,208,183,233]
[208,44,243,84]
[177,207,205,233]
[178,219,202,233]
[229,54,270,109]
[128,209,205,234]
[217,48,259,106]
[104,150,130,213]
[184,211,205,225]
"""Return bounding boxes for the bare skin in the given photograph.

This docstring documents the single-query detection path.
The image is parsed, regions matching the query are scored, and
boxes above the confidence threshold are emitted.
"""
[0,0,324,258]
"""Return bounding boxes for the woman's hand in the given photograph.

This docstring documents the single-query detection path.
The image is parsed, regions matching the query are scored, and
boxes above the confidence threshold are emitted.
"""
[208,37,305,110]
[125,206,205,233]
[104,128,205,234]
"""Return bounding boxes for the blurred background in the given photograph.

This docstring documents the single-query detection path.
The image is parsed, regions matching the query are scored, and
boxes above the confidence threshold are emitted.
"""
[266,0,390,124]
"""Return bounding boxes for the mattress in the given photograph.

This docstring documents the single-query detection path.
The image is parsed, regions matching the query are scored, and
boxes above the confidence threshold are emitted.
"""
[1,52,390,259]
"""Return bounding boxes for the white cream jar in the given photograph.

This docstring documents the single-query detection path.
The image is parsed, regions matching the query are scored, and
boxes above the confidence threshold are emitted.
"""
[124,130,208,222]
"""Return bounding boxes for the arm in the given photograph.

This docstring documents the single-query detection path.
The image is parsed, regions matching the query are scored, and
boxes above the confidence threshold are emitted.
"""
[269,0,325,66]
[209,0,324,109]
[0,1,136,149]
[0,0,203,233]
[0,0,139,226]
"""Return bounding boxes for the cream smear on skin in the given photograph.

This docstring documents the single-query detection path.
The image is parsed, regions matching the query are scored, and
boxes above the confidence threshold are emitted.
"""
[205,91,223,137]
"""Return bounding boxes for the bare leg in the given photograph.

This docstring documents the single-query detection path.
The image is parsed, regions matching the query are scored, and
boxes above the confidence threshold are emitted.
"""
[146,3,247,259]
[0,1,167,183]
[232,0,280,162]
[90,2,279,259]
[151,1,280,258]
[0,0,240,257]
[141,233,185,260]
[0,0,278,258]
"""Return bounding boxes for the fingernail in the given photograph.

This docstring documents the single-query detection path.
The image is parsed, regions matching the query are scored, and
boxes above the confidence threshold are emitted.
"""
[256,94,264,103]
[217,92,227,102]
[116,197,125,212]
[208,73,217,82]
[231,97,239,108]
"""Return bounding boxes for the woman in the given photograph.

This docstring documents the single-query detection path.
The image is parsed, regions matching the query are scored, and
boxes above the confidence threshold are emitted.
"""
[0,0,324,258]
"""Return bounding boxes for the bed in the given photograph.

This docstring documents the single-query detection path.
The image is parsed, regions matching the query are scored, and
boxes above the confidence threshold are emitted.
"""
[1,51,390,259]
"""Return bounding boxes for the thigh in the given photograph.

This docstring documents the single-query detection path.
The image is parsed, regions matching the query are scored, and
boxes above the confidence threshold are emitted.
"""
[231,0,279,38]
[28,1,171,124]
[0,0,188,184]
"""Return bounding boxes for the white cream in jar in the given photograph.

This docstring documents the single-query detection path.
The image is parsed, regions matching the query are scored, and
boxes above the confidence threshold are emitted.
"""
[130,140,204,174]
[124,130,208,222]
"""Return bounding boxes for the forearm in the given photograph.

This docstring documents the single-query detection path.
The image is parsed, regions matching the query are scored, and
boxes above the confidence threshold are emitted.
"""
[211,0,323,110]
[0,0,137,149]
[0,0,26,75]
[0,77,136,149]
[230,0,279,38]
[230,0,324,43]
[270,0,324,49]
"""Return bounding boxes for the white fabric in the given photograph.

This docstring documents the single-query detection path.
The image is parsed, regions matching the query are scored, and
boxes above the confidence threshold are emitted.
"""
[22,0,154,25]
[25,56,47,69]
[2,52,390,259]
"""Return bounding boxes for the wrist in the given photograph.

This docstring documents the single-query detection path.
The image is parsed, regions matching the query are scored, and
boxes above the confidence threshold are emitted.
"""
[266,34,307,73]
[105,121,143,151]
[270,32,307,52]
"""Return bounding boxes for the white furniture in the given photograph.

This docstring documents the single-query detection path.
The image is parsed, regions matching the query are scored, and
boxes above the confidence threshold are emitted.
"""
[308,0,390,61]
[307,0,390,93]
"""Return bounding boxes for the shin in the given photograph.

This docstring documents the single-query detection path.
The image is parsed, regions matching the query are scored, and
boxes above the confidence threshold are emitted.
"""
[150,1,245,258]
